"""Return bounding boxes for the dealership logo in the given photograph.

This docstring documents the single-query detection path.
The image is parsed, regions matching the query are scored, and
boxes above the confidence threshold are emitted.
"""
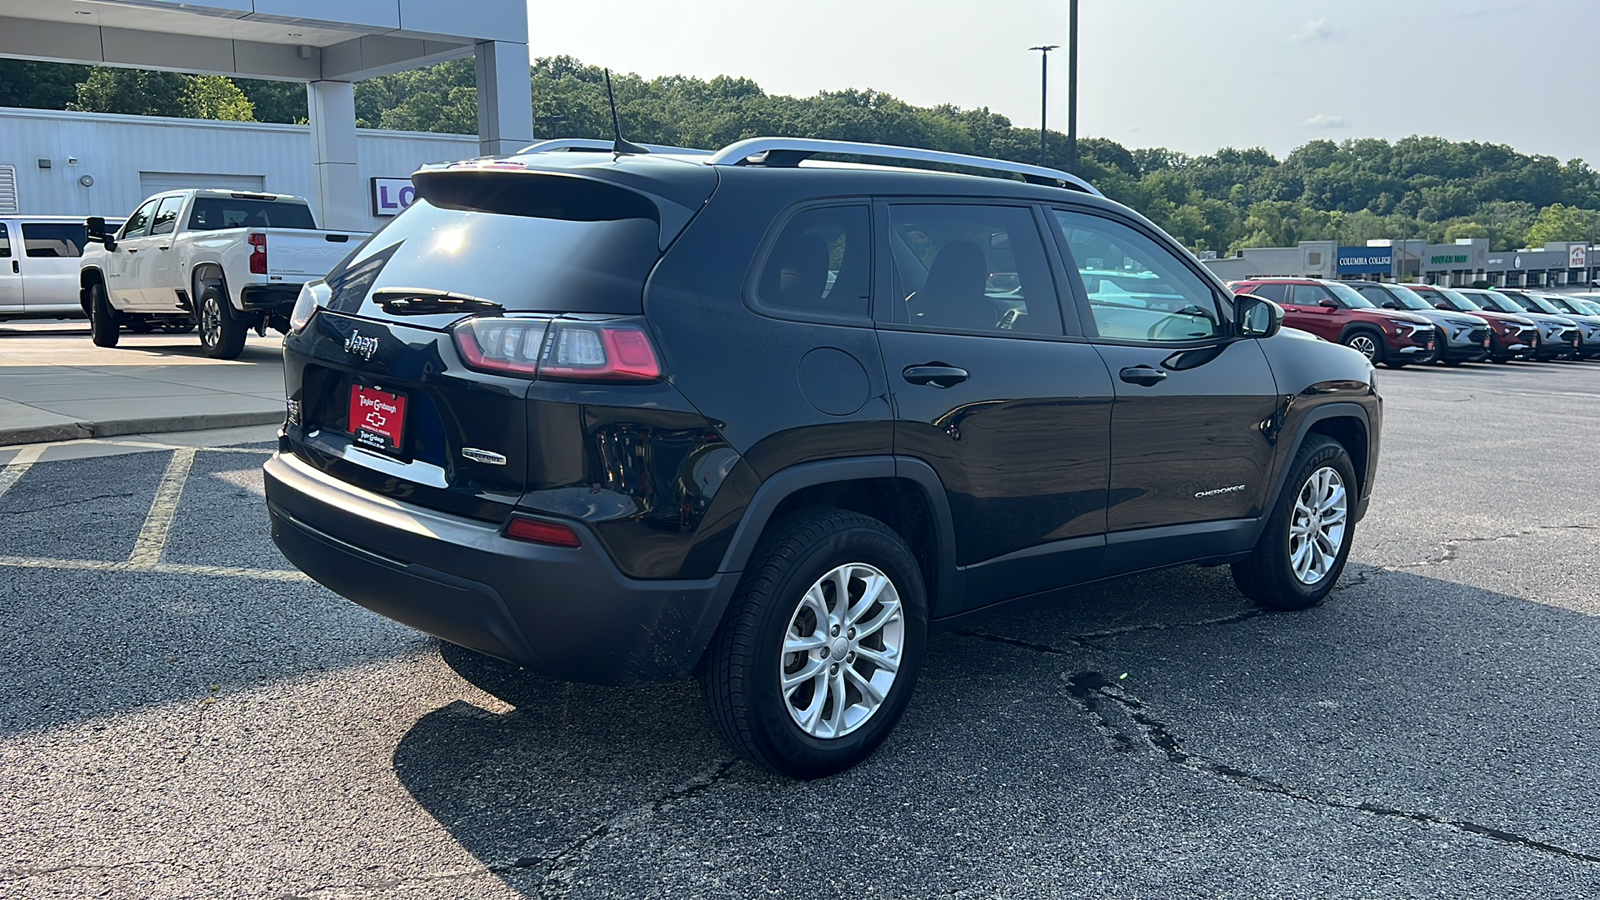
[344,331,380,360]
[371,177,417,217]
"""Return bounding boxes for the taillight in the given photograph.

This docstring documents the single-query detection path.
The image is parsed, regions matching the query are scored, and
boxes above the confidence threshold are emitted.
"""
[248,232,267,275]
[452,318,661,382]
[288,280,328,334]
[504,516,581,548]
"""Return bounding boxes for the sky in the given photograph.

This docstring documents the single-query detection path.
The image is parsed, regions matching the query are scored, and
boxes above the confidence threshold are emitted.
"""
[524,0,1598,165]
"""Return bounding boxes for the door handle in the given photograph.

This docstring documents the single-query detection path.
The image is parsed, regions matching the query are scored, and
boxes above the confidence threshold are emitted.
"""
[902,364,969,388]
[1119,365,1168,386]
[126,248,139,253]
[157,246,170,251]
[9,260,15,274]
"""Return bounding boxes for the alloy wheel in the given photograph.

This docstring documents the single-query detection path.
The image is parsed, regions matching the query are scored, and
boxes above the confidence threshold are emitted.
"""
[200,296,221,348]
[1346,335,1377,360]
[780,562,904,740]
[1289,466,1348,585]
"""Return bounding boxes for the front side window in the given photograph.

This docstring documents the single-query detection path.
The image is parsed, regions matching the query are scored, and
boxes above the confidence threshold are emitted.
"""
[884,204,1061,335]
[21,223,87,258]
[149,196,185,236]
[1056,210,1221,342]
[0,223,9,259]
[121,201,157,239]
[1288,283,1334,306]
[753,205,871,319]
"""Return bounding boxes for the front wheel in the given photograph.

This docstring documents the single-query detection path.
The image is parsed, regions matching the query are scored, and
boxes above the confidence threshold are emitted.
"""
[1342,329,1384,367]
[702,509,927,779]
[1232,435,1357,610]
[89,283,119,348]
[197,285,246,360]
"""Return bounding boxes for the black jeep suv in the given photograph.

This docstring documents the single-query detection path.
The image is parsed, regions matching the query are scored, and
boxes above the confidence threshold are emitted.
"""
[264,138,1382,779]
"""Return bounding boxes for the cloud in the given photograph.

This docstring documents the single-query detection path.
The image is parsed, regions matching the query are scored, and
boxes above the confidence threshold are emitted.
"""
[1302,114,1348,129]
[1288,17,1337,44]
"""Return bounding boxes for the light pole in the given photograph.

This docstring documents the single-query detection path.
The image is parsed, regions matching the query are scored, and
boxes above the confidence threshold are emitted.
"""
[1028,44,1058,165]
[1067,0,1079,175]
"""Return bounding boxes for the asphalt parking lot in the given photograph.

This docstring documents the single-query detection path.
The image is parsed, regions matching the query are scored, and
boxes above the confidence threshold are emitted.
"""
[2,360,1598,899]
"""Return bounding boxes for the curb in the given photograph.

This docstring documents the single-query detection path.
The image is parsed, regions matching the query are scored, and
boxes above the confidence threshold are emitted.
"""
[0,410,284,447]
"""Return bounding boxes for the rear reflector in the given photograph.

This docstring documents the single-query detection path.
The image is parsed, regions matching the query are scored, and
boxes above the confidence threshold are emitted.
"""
[504,516,581,548]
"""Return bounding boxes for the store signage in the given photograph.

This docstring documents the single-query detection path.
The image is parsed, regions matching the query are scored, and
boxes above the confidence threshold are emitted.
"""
[1336,246,1393,274]
[1430,254,1469,265]
[1570,245,1587,269]
[371,177,417,216]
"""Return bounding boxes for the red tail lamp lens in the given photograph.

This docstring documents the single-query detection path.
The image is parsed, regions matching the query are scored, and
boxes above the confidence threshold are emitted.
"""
[505,516,581,548]
[539,323,662,381]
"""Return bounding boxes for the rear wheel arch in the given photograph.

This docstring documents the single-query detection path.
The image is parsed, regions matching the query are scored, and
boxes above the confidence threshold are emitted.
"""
[717,458,960,617]
[192,264,227,310]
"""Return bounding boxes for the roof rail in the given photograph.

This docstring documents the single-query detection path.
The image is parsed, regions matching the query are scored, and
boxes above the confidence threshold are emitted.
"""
[518,138,713,156]
[704,137,1101,196]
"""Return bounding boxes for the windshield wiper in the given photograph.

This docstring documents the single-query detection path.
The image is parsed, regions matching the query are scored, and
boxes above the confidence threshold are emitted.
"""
[373,289,505,316]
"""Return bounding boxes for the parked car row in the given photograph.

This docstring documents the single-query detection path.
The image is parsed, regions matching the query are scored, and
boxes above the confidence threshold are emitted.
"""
[1228,277,1600,367]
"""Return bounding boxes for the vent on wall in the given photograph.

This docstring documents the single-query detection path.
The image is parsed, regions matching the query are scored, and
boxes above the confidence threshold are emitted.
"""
[0,166,17,213]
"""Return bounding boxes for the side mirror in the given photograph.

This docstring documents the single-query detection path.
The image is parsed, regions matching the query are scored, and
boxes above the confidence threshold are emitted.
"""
[1434,302,1449,310]
[85,217,106,242]
[1236,293,1284,339]
[1380,300,1398,309]
[1318,298,1339,309]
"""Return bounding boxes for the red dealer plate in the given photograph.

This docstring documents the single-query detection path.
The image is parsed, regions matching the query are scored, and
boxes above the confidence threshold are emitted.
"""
[349,384,407,455]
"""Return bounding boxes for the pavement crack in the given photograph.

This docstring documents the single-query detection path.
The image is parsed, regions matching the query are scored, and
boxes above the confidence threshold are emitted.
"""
[1390,524,1600,569]
[955,608,1269,654]
[516,758,739,897]
[1065,671,1600,866]
[0,491,138,514]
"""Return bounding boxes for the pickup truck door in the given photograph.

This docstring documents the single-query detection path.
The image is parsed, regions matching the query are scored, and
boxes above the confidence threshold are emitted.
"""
[0,223,22,316]
[141,195,188,310]
[107,199,158,309]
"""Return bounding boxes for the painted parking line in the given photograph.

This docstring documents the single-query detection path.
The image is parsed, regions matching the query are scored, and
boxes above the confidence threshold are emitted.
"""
[0,555,310,582]
[0,445,44,501]
[128,448,196,567]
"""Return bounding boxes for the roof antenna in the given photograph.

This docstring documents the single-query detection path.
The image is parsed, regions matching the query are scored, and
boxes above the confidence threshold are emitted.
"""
[604,69,649,156]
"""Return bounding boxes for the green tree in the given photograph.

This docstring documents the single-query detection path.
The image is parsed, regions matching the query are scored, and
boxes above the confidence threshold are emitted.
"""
[0,60,90,110]
[181,75,254,121]
[1523,203,1600,247]
[70,67,188,117]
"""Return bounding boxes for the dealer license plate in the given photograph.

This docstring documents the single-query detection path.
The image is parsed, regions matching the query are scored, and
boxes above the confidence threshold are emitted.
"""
[349,384,407,455]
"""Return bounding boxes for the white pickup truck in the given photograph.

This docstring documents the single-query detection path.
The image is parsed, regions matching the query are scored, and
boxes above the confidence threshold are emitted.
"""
[80,190,368,359]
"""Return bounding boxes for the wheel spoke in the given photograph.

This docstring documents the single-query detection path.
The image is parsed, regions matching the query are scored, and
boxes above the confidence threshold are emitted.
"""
[797,669,829,730]
[854,645,899,674]
[843,570,890,626]
[852,599,902,641]
[782,656,825,690]
[783,633,827,655]
[823,670,848,736]
[843,664,885,706]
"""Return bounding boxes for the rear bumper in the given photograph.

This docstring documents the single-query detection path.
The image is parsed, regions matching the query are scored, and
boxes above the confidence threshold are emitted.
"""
[239,283,301,312]
[264,451,735,684]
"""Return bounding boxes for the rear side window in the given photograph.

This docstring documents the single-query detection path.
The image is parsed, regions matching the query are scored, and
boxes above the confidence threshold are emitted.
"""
[883,204,1062,335]
[1245,283,1288,303]
[21,223,87,258]
[753,205,871,320]
[188,197,316,231]
[0,224,9,258]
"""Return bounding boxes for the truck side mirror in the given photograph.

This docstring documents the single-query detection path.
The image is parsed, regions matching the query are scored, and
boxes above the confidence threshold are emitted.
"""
[1235,293,1283,339]
[85,216,115,251]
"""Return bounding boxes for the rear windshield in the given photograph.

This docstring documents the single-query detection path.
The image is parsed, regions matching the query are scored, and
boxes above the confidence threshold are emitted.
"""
[188,197,317,231]
[322,197,661,324]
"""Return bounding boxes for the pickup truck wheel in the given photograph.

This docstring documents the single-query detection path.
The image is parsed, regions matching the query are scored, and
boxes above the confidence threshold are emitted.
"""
[197,285,246,360]
[1231,435,1356,611]
[702,509,927,779]
[89,284,119,348]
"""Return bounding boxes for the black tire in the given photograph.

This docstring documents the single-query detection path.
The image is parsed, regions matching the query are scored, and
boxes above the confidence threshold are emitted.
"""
[1231,435,1357,611]
[89,283,119,348]
[1341,328,1385,366]
[196,285,246,360]
[702,509,928,779]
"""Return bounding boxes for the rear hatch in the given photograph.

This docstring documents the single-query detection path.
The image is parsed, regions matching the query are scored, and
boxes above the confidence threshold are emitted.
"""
[284,155,717,521]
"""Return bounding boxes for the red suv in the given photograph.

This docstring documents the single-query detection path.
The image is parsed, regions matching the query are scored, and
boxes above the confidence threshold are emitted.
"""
[1230,279,1436,368]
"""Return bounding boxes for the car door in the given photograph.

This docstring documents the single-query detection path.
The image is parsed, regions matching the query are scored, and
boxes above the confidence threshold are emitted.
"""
[141,195,187,309]
[107,199,158,309]
[0,222,22,316]
[1051,208,1281,573]
[874,200,1114,612]
[1284,282,1344,341]
[18,221,89,316]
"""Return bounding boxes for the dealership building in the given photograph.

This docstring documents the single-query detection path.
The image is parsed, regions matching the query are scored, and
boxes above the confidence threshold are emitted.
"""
[1203,238,1597,291]
[0,0,532,231]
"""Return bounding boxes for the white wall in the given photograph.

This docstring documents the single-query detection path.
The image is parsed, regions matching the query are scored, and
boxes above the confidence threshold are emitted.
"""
[0,106,478,231]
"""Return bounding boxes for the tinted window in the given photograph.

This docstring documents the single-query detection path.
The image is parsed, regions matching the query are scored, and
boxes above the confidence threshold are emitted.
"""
[1289,283,1333,306]
[121,200,158,239]
[1245,282,1288,303]
[149,196,185,236]
[1055,210,1220,342]
[884,204,1062,335]
[754,206,870,319]
[21,223,88,258]
[0,224,9,259]
[188,197,316,231]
